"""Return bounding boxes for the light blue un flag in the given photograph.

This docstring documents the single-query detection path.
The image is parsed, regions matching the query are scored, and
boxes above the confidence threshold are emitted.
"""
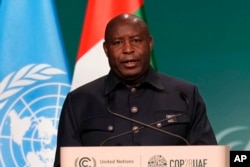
[0,0,71,166]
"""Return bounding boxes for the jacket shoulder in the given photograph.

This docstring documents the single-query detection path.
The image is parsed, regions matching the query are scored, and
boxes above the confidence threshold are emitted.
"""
[158,72,195,88]
[70,75,107,96]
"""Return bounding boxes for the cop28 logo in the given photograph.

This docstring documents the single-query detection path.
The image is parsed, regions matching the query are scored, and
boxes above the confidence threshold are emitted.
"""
[0,64,70,167]
[148,155,167,167]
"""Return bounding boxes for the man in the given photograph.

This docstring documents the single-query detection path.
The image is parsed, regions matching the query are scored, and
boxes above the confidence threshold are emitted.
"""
[54,13,217,167]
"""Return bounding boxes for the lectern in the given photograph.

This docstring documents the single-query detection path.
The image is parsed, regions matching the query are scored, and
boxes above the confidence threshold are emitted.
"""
[61,145,229,167]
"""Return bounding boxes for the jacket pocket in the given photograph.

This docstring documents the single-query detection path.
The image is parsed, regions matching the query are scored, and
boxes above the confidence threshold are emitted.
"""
[80,115,114,145]
[153,110,190,128]
[81,115,114,132]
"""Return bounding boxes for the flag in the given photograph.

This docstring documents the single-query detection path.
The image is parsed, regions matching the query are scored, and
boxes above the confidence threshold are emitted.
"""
[0,0,71,166]
[71,0,156,90]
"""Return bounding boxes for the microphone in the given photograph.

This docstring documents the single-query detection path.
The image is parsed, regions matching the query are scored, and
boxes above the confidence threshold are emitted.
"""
[180,91,189,110]
[100,92,190,146]
[100,113,183,146]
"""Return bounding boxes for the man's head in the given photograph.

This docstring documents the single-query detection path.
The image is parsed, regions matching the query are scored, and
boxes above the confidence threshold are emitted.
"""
[103,13,153,85]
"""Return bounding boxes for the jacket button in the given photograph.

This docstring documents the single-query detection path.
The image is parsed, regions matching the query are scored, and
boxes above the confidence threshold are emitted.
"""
[156,123,162,128]
[130,87,137,93]
[131,106,138,113]
[132,126,139,133]
[107,125,113,131]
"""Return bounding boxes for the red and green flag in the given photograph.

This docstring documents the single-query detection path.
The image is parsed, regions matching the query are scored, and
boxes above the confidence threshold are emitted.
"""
[71,0,156,90]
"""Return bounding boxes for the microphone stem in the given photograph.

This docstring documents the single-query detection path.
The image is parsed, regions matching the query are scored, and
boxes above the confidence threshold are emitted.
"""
[106,106,190,145]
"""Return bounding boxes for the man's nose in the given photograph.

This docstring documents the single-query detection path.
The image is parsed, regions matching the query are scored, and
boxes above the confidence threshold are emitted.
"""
[123,41,134,54]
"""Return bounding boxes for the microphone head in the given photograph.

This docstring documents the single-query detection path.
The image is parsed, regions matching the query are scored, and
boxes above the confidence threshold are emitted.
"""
[179,92,189,110]
[179,92,188,100]
[105,92,116,104]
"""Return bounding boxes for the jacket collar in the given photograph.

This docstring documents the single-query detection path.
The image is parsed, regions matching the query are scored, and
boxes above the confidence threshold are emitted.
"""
[104,67,164,95]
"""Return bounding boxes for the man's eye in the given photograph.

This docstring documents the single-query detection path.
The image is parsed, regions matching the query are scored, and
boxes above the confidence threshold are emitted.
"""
[112,41,123,45]
[132,39,142,44]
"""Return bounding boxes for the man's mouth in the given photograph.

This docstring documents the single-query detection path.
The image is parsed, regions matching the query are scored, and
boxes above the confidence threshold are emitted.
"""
[123,60,138,68]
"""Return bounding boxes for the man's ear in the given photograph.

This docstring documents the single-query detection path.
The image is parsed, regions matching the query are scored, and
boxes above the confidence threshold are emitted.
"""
[149,36,153,51]
[103,41,108,57]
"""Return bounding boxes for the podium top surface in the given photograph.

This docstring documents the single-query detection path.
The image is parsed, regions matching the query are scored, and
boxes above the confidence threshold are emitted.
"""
[60,145,230,167]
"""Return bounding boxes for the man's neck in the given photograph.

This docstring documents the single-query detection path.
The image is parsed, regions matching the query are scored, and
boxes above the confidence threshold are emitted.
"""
[119,68,150,87]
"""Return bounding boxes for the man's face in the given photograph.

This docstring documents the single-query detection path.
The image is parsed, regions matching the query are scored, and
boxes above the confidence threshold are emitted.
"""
[103,21,153,82]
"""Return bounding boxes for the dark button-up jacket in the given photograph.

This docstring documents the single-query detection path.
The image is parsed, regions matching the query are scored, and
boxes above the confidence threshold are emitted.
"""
[54,68,217,167]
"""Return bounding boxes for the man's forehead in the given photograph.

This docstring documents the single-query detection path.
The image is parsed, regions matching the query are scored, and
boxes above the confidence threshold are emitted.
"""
[108,24,144,37]
[105,14,149,41]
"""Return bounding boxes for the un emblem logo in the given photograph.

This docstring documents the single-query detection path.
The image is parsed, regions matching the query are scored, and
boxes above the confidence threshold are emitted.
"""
[0,64,71,167]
